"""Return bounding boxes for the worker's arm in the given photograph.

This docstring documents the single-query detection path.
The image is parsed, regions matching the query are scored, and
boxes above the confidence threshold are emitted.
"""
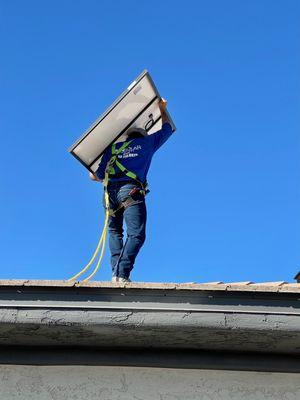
[151,98,173,151]
[90,149,110,182]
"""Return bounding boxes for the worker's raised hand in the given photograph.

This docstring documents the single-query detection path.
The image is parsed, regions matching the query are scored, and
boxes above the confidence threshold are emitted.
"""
[158,98,167,111]
[89,171,100,181]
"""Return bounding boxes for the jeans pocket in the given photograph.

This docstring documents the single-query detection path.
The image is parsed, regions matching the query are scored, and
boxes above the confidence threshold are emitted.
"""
[118,184,136,202]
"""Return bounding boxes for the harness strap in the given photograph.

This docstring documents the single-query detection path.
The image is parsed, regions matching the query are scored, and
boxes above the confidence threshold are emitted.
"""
[108,196,144,218]
[112,140,132,155]
[109,141,146,190]
[115,159,140,181]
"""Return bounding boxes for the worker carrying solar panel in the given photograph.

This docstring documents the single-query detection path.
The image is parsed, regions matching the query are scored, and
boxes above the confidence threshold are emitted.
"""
[89,99,174,282]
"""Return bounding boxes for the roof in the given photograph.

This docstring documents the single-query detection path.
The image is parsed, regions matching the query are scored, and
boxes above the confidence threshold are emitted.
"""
[0,279,299,355]
[0,279,299,293]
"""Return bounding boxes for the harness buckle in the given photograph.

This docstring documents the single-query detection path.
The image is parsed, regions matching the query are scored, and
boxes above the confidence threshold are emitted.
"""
[129,187,140,196]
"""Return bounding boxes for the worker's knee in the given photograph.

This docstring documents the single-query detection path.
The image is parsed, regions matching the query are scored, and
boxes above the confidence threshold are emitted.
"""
[127,231,146,246]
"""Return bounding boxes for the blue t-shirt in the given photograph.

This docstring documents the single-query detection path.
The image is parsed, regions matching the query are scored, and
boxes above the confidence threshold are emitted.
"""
[95,122,173,183]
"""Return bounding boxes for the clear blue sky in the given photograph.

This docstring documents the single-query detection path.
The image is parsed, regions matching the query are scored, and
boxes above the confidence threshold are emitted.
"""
[1,1,299,283]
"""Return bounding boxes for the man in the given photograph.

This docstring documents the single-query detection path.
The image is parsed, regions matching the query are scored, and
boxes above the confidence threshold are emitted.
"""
[90,98,173,282]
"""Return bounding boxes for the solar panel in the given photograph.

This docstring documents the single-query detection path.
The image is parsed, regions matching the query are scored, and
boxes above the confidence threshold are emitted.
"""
[68,70,176,172]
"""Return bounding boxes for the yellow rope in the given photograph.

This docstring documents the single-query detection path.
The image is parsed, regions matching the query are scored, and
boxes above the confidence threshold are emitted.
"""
[82,208,109,281]
[68,171,110,282]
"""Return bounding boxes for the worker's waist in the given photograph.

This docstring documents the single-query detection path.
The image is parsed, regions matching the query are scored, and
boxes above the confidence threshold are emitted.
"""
[107,178,145,188]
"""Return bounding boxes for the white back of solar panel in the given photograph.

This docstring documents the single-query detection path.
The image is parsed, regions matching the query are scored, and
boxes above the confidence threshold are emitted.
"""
[69,70,176,172]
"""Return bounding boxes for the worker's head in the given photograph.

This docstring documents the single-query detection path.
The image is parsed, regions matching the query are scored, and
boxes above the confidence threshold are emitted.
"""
[126,127,147,139]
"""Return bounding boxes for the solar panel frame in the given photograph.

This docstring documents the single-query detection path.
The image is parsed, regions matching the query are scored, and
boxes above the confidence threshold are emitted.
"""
[68,70,176,172]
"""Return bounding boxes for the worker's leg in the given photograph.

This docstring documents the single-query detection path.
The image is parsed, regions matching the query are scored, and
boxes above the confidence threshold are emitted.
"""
[106,186,124,277]
[108,211,124,277]
[117,199,147,280]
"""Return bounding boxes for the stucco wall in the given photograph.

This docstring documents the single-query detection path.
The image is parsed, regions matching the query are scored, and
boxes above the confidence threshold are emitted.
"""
[0,365,299,400]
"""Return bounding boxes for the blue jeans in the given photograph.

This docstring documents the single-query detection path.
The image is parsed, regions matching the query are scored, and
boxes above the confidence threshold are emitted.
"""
[106,182,147,279]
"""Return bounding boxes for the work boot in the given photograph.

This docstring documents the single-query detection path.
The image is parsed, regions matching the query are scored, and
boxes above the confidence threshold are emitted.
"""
[118,277,131,283]
[111,276,119,282]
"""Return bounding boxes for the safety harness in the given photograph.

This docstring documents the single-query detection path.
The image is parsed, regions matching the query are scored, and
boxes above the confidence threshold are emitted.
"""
[105,140,148,217]
[109,141,148,192]
[68,140,147,282]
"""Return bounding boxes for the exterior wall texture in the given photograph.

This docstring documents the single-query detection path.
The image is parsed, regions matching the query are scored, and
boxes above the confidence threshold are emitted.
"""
[0,365,299,400]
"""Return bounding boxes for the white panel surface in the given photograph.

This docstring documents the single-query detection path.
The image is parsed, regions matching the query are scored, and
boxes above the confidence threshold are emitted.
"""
[69,70,175,172]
